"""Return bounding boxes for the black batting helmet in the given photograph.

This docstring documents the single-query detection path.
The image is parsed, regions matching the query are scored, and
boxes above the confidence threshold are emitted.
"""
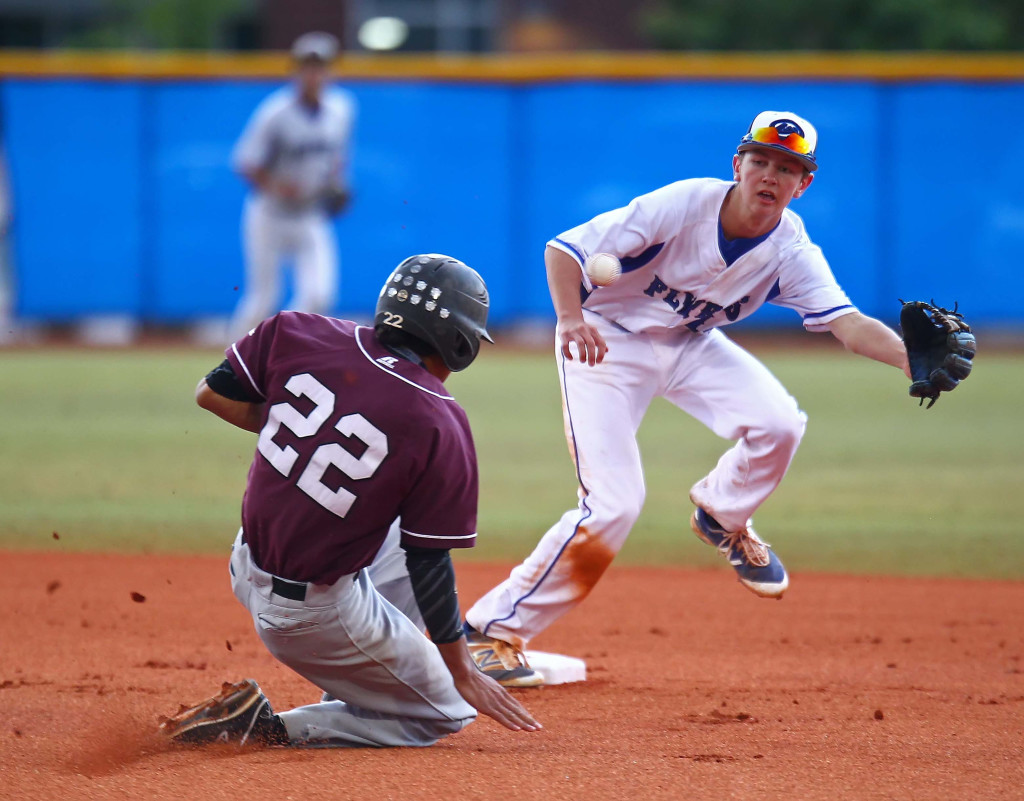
[374,254,494,372]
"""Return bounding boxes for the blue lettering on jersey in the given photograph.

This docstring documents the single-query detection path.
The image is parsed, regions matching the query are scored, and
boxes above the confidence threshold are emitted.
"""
[644,274,751,331]
[286,139,333,158]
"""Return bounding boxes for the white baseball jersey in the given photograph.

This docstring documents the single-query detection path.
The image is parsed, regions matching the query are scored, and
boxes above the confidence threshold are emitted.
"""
[227,86,355,341]
[550,177,855,334]
[467,176,854,647]
[233,86,355,213]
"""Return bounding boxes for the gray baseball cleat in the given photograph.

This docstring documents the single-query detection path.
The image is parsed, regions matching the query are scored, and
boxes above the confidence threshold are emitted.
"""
[159,679,289,746]
[463,622,544,688]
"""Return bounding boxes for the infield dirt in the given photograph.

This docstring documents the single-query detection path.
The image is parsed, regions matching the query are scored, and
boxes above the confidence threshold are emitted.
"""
[3,551,1022,800]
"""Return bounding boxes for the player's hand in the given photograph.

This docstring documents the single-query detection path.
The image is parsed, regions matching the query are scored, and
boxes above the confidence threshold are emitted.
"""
[451,668,542,732]
[437,639,541,732]
[557,318,608,366]
[272,179,304,202]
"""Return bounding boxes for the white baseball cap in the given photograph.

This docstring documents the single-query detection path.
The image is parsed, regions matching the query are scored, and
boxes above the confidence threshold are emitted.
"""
[737,111,819,172]
[291,31,340,62]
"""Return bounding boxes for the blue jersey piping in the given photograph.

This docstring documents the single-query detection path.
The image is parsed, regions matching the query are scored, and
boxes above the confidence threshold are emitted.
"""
[480,350,593,636]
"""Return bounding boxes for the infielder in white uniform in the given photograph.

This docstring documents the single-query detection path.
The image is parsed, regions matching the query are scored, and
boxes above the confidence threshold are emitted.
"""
[463,111,912,685]
[228,31,355,342]
[0,137,17,345]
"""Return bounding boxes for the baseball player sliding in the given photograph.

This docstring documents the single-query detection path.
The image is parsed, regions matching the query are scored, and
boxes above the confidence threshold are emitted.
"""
[227,31,355,343]
[463,111,914,687]
[159,255,540,747]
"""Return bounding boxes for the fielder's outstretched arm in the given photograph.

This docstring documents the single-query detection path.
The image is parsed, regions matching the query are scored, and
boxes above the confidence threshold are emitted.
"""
[826,311,911,378]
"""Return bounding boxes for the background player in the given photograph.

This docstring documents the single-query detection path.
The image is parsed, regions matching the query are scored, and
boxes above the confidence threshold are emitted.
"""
[0,131,18,345]
[463,111,912,685]
[227,31,355,342]
[160,254,540,747]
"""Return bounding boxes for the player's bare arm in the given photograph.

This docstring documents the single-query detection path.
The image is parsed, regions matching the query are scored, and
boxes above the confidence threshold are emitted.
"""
[402,541,540,731]
[546,244,608,366]
[195,378,264,433]
[435,641,542,732]
[826,311,911,377]
[241,166,302,202]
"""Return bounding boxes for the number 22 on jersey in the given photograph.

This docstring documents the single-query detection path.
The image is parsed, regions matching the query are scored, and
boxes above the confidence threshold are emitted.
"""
[257,373,388,518]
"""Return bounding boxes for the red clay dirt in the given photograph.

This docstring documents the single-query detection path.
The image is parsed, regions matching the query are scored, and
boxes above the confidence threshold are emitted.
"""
[2,551,1022,801]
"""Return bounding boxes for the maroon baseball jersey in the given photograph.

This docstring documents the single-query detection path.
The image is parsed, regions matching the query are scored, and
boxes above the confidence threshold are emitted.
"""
[225,312,479,584]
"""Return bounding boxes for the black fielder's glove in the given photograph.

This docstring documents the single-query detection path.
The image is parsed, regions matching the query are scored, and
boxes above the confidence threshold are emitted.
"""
[899,300,976,409]
[320,185,351,216]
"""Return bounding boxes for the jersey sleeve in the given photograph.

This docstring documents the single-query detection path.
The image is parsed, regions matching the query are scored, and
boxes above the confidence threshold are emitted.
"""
[224,314,284,399]
[770,244,857,331]
[232,95,280,174]
[397,413,478,551]
[548,180,693,288]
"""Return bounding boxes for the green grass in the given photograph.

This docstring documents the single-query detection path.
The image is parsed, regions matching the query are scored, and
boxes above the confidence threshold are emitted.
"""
[2,343,1022,579]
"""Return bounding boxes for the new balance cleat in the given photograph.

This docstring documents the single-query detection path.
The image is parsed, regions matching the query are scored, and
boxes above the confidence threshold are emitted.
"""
[463,622,543,688]
[691,508,789,598]
[158,679,288,747]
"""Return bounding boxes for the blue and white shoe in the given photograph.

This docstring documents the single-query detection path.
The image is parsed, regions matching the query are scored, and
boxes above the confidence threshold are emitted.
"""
[690,508,789,598]
[463,622,543,688]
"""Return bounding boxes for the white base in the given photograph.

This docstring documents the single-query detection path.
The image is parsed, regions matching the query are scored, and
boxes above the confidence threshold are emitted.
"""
[77,315,139,346]
[524,651,586,685]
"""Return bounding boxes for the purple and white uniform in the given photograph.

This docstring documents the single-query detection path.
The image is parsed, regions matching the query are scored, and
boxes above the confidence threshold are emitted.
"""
[226,311,478,746]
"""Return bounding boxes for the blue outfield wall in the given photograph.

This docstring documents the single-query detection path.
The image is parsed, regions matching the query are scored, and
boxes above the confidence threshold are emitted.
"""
[2,77,1022,328]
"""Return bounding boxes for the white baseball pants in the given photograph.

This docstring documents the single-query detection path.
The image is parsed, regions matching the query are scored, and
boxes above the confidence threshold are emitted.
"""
[229,526,475,747]
[229,196,338,341]
[467,313,807,647]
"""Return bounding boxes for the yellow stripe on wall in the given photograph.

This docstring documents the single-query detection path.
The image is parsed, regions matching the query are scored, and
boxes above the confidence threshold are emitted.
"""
[1,50,1023,81]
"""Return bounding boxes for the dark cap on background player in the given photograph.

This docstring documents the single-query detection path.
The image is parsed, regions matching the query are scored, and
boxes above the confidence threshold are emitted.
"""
[737,110,819,172]
[374,254,494,373]
[291,31,340,63]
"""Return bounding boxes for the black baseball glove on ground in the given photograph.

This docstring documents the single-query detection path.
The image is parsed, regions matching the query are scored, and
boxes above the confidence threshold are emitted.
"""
[899,300,976,409]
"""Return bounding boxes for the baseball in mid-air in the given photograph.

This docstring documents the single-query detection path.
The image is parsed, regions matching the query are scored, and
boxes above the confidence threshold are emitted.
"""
[584,252,621,286]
